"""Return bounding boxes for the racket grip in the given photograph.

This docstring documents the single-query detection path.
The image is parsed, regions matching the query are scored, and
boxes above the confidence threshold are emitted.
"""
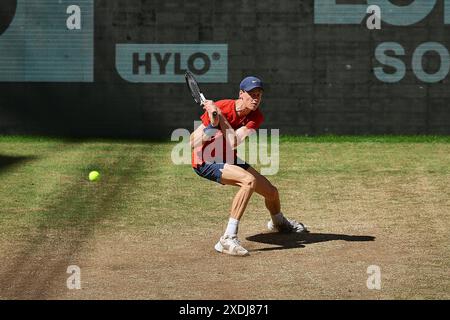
[200,93,206,105]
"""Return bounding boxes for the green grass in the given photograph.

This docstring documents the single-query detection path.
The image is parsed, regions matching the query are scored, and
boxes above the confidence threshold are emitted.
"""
[3,134,450,144]
[0,135,449,299]
[280,135,450,143]
[1,134,449,233]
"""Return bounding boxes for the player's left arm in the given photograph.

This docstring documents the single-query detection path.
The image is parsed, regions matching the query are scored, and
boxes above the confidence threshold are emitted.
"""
[235,126,256,147]
[218,114,241,149]
[234,111,264,148]
[219,119,256,149]
[219,111,263,149]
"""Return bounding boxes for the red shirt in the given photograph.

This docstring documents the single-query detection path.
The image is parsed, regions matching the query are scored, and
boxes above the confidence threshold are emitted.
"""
[192,99,264,167]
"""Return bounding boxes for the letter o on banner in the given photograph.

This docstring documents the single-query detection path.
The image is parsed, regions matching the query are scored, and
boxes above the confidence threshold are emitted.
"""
[412,42,450,83]
[188,53,211,75]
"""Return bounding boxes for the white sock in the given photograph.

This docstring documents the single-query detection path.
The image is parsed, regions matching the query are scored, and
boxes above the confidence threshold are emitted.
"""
[224,218,239,237]
[271,212,286,225]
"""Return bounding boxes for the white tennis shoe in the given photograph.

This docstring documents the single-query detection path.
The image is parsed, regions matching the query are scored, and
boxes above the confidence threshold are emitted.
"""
[214,235,249,256]
[267,218,309,233]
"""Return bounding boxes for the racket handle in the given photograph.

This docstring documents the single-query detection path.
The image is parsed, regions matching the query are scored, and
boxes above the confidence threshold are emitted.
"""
[201,93,218,126]
[200,93,206,105]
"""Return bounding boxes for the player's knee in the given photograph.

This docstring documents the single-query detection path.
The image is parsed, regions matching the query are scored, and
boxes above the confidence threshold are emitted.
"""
[241,175,257,191]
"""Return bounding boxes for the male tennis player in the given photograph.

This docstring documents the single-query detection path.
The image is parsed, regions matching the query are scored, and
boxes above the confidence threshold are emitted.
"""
[190,76,308,256]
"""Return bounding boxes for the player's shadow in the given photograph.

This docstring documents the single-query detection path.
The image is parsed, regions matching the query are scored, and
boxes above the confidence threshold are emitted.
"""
[246,232,375,252]
[0,155,36,172]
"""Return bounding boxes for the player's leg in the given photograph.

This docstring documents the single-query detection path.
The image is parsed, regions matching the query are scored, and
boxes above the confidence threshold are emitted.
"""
[245,166,280,215]
[220,163,257,220]
[193,162,255,222]
[212,163,257,256]
[246,166,308,233]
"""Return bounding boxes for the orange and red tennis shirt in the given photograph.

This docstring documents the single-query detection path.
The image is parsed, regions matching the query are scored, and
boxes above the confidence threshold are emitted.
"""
[192,99,264,168]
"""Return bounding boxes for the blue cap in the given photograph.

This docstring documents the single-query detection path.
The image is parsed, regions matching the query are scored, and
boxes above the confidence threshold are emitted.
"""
[240,76,264,92]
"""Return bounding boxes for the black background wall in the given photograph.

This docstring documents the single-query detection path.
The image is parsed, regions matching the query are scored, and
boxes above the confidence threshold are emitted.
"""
[0,0,449,138]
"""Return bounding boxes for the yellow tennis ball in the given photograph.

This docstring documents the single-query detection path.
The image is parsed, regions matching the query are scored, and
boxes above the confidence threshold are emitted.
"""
[89,171,100,181]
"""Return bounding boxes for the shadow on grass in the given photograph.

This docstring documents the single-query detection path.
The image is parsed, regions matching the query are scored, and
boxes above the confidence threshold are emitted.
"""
[0,155,37,171]
[246,232,375,252]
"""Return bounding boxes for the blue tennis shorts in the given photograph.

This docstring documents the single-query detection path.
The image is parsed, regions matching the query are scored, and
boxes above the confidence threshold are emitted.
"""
[193,161,251,184]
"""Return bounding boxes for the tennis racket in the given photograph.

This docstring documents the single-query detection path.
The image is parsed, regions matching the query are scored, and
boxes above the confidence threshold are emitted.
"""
[185,71,218,127]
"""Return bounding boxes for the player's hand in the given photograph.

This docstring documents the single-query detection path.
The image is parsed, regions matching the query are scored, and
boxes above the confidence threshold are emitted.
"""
[203,100,221,127]
[203,100,220,115]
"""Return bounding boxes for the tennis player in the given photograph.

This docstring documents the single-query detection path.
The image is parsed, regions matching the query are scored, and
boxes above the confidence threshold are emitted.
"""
[190,76,308,256]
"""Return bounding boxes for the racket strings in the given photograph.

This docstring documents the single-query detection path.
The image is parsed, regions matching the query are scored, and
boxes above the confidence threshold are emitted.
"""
[187,78,202,104]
